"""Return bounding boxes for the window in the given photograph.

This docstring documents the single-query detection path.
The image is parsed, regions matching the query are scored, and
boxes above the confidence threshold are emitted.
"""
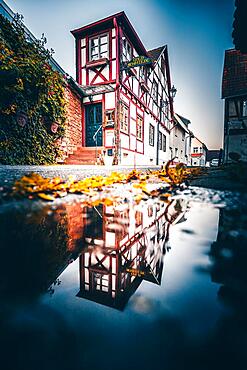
[228,100,237,117]
[122,37,132,62]
[136,115,143,140]
[158,131,162,150]
[119,101,129,133]
[162,134,166,152]
[243,100,247,116]
[139,66,147,83]
[105,109,115,127]
[153,80,158,103]
[193,147,198,153]
[89,33,108,61]
[149,124,155,146]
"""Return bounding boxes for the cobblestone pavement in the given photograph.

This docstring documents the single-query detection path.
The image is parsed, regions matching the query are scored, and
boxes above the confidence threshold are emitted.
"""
[0,164,160,186]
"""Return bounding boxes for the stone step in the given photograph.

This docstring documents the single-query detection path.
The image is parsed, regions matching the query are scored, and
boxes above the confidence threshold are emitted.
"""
[64,146,103,165]
[66,159,96,164]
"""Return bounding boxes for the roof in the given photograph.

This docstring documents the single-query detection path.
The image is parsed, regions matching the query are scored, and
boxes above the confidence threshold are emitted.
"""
[192,136,207,150]
[148,46,165,63]
[71,11,148,57]
[175,113,191,126]
[222,49,247,99]
[174,113,190,133]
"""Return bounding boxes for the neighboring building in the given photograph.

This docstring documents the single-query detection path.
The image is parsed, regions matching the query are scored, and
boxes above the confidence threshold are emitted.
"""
[222,49,247,163]
[69,11,174,165]
[206,149,223,164]
[191,136,207,166]
[172,113,193,165]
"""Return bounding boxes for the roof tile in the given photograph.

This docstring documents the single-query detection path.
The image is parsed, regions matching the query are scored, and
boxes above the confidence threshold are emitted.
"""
[222,49,247,98]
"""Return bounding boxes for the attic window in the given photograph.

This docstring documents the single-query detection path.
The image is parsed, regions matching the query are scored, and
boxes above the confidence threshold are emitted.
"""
[89,33,109,61]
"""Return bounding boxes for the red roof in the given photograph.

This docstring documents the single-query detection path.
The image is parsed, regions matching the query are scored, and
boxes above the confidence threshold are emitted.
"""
[222,49,247,99]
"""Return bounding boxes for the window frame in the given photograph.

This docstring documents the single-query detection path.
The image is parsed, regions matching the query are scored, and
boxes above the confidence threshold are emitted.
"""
[243,100,247,116]
[152,80,158,103]
[119,101,129,134]
[149,124,155,146]
[89,33,109,61]
[158,131,162,150]
[162,134,166,152]
[139,66,147,84]
[122,36,132,62]
[136,115,143,141]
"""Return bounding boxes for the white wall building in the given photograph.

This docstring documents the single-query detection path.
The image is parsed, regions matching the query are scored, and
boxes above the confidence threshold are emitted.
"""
[171,113,193,165]
[69,11,176,165]
[191,137,207,166]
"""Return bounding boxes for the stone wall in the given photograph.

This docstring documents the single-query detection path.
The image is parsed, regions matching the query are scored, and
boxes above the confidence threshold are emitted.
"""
[57,84,82,162]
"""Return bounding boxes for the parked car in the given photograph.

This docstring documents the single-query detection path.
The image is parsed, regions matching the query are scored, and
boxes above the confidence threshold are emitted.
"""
[210,158,219,167]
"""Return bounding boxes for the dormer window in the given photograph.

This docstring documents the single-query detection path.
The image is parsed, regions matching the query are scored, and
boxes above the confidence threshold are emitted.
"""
[89,33,108,61]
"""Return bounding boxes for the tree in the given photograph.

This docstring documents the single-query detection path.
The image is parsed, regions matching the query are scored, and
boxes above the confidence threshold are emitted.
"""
[232,0,247,53]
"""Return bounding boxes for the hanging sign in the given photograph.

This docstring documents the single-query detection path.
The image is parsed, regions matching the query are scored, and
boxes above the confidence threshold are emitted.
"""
[127,56,153,68]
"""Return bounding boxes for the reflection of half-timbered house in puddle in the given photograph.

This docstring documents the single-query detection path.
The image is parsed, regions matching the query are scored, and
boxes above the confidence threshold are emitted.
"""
[77,199,186,310]
[67,12,175,165]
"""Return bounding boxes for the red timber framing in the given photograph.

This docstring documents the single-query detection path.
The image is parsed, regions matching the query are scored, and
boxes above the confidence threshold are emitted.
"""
[76,198,185,310]
[71,11,174,164]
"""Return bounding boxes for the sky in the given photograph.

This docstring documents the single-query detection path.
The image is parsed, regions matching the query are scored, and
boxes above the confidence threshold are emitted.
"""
[6,0,235,149]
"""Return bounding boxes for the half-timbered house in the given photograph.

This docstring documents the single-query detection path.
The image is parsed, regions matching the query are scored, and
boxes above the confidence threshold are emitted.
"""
[67,11,175,165]
[222,49,247,163]
[76,198,186,309]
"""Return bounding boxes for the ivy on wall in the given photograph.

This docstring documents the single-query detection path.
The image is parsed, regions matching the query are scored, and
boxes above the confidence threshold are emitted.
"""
[0,14,66,165]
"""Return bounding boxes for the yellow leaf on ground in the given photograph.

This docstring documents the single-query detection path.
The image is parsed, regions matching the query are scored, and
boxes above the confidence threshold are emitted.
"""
[37,193,56,201]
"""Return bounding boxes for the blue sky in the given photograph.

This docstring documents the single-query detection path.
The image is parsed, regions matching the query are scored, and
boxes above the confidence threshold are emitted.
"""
[6,0,235,148]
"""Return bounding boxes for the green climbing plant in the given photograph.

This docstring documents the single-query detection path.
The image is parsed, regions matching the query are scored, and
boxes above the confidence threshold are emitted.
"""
[0,13,66,164]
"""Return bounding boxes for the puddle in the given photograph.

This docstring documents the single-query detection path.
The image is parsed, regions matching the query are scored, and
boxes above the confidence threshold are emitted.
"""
[0,187,247,370]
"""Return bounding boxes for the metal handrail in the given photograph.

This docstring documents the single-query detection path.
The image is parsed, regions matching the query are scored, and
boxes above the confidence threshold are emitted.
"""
[93,124,102,163]
[93,125,102,142]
